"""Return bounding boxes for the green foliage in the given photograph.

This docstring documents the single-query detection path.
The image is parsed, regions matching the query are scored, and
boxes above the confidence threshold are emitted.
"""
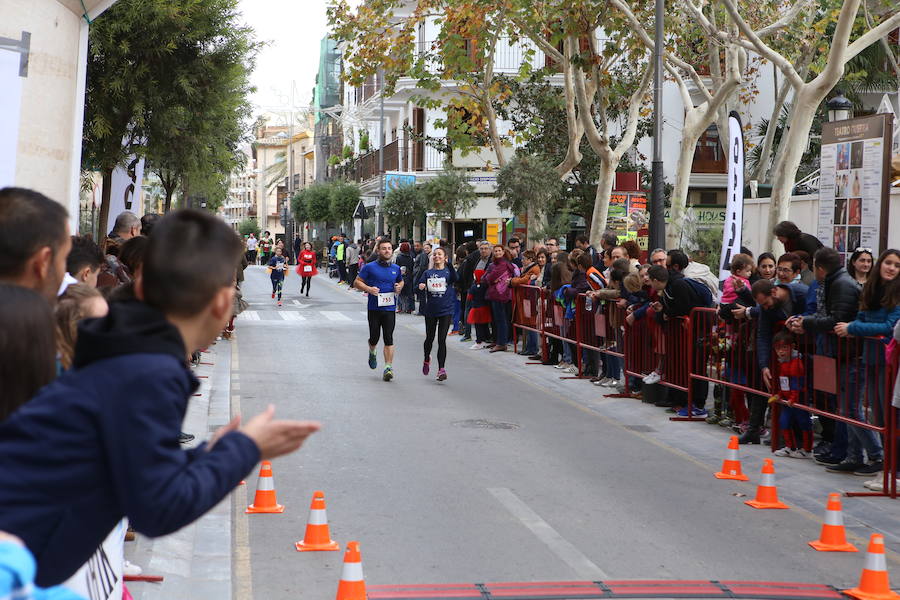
[342,145,354,159]
[328,180,361,225]
[381,184,425,232]
[359,131,370,152]
[328,155,342,166]
[495,153,564,218]
[420,169,478,221]
[291,191,309,223]
[85,0,258,224]
[305,183,334,223]
[238,218,260,239]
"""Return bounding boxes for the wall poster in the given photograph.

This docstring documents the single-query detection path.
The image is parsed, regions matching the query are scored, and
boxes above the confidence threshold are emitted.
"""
[817,114,893,263]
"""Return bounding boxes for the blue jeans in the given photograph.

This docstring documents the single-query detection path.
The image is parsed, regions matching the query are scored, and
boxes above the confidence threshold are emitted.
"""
[845,365,884,462]
[452,295,461,331]
[491,301,511,346]
[524,330,539,355]
[605,354,621,379]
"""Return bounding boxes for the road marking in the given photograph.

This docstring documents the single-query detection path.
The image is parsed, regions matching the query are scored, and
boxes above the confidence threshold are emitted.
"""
[488,487,609,579]
[239,311,259,321]
[230,342,252,600]
[292,300,309,308]
[321,311,351,321]
[280,312,306,321]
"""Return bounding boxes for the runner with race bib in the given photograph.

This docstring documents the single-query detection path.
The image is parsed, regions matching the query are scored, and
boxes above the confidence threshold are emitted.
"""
[354,239,404,381]
[297,241,318,297]
[416,247,457,381]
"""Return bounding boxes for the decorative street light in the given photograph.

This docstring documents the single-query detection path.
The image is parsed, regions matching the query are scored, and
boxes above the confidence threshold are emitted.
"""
[827,90,853,123]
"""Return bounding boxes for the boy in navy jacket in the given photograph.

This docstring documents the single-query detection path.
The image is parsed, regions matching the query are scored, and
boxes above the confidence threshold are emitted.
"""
[0,210,320,586]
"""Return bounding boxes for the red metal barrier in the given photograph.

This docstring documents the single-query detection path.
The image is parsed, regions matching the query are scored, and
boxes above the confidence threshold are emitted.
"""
[510,288,898,497]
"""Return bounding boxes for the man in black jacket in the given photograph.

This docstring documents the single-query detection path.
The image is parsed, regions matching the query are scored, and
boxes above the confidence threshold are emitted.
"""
[647,266,709,416]
[789,247,873,472]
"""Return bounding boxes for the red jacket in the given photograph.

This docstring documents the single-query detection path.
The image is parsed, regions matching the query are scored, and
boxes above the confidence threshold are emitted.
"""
[296,250,318,277]
[776,352,805,404]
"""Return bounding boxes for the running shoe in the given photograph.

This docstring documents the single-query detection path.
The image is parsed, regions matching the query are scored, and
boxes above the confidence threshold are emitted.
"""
[422,360,430,376]
[789,448,812,459]
[460,336,472,342]
[675,406,708,418]
[469,342,485,350]
[642,371,661,385]
[368,351,377,370]
[277,301,282,307]
[271,292,275,299]
[383,366,393,382]
[436,368,447,381]
[773,447,793,457]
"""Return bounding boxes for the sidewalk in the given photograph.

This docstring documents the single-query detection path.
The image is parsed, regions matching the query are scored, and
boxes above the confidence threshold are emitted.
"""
[126,340,235,600]
[322,275,900,561]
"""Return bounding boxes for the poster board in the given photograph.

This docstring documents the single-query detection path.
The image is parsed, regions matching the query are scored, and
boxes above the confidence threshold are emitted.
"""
[817,114,893,262]
[606,192,649,244]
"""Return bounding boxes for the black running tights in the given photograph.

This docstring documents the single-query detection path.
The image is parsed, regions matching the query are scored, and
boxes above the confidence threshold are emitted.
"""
[424,315,452,368]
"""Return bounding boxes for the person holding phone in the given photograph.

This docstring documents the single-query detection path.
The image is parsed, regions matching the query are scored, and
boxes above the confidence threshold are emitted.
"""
[416,247,457,381]
[355,239,404,381]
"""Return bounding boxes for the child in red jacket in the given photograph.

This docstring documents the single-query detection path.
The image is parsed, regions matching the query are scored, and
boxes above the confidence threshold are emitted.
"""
[771,331,813,458]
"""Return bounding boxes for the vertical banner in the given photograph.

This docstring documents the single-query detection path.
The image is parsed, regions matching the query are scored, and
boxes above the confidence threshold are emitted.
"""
[719,111,744,282]
[108,155,145,231]
[62,519,125,600]
[0,48,24,187]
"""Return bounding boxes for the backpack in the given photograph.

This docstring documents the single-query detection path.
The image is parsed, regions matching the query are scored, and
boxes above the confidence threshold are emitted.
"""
[554,285,576,320]
[684,277,714,308]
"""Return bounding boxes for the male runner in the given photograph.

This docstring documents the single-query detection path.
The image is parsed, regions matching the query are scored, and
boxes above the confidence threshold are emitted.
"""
[355,239,404,381]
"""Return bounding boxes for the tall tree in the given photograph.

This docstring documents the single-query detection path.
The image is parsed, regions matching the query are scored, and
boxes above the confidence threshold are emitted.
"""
[689,0,900,249]
[420,168,478,247]
[381,184,426,236]
[84,0,258,239]
[328,180,362,230]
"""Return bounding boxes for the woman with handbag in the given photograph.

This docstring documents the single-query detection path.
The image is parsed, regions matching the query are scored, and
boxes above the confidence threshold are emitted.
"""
[296,242,318,297]
[484,245,517,353]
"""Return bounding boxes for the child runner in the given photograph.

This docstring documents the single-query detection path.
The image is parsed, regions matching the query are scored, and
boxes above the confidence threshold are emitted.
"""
[268,246,287,307]
[355,239,404,381]
[416,247,457,381]
[466,269,492,350]
[297,242,318,297]
[771,331,813,458]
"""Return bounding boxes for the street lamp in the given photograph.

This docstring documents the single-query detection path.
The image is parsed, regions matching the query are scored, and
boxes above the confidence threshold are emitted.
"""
[827,90,853,122]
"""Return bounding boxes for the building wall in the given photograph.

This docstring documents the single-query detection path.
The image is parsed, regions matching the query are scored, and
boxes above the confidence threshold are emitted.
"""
[1,0,85,221]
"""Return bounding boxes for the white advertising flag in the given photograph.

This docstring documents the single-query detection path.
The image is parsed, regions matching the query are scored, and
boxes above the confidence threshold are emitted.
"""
[719,111,745,281]
[107,155,145,233]
[0,48,24,188]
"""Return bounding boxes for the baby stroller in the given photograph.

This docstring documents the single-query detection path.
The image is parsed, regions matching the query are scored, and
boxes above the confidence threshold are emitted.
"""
[327,255,339,279]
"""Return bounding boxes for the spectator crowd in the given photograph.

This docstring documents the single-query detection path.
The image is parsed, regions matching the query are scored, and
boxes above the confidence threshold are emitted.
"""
[328,223,899,497]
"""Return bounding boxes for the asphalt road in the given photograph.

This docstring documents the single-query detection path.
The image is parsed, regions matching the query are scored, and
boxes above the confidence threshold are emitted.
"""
[231,265,878,600]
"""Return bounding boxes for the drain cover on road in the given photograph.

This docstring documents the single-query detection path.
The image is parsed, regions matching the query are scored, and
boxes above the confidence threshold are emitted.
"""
[452,419,520,430]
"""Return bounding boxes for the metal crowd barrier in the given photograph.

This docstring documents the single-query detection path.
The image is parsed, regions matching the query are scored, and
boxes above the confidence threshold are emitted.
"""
[511,287,898,498]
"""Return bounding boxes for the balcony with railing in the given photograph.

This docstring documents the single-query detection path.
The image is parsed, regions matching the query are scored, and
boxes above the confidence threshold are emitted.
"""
[416,37,542,75]
[691,125,727,174]
[353,139,399,182]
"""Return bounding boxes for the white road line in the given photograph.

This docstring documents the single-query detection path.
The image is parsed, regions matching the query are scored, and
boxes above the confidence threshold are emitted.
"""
[321,311,351,321]
[488,487,609,579]
[239,311,259,321]
[280,312,306,321]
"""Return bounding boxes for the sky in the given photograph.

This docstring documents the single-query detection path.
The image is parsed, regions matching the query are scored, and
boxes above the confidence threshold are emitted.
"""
[237,0,361,121]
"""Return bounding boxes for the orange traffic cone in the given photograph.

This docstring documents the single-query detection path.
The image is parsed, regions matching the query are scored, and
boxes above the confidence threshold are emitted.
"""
[809,493,858,552]
[744,459,789,509]
[845,534,900,600]
[295,491,340,552]
[714,435,749,481]
[245,461,284,514]
[336,541,366,600]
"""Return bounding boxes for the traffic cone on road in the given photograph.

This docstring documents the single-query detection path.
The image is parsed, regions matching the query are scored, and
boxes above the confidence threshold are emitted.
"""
[335,541,366,600]
[295,490,340,552]
[844,534,900,600]
[744,459,789,509]
[245,461,284,514]
[714,435,750,481]
[809,493,858,552]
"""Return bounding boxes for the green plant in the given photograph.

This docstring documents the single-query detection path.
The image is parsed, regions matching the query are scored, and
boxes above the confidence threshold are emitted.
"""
[305,183,333,223]
[291,190,309,223]
[238,218,260,239]
[359,131,370,152]
[496,153,564,218]
[327,154,342,166]
[328,179,361,225]
[381,184,425,233]
[342,145,354,159]
[420,168,478,247]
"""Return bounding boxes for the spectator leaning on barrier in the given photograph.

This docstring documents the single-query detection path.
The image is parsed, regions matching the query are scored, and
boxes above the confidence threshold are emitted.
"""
[0,210,321,586]
[738,279,808,444]
[542,237,560,287]
[787,247,860,465]
[794,250,815,286]
[669,248,719,300]
[847,247,874,288]
[646,264,710,416]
